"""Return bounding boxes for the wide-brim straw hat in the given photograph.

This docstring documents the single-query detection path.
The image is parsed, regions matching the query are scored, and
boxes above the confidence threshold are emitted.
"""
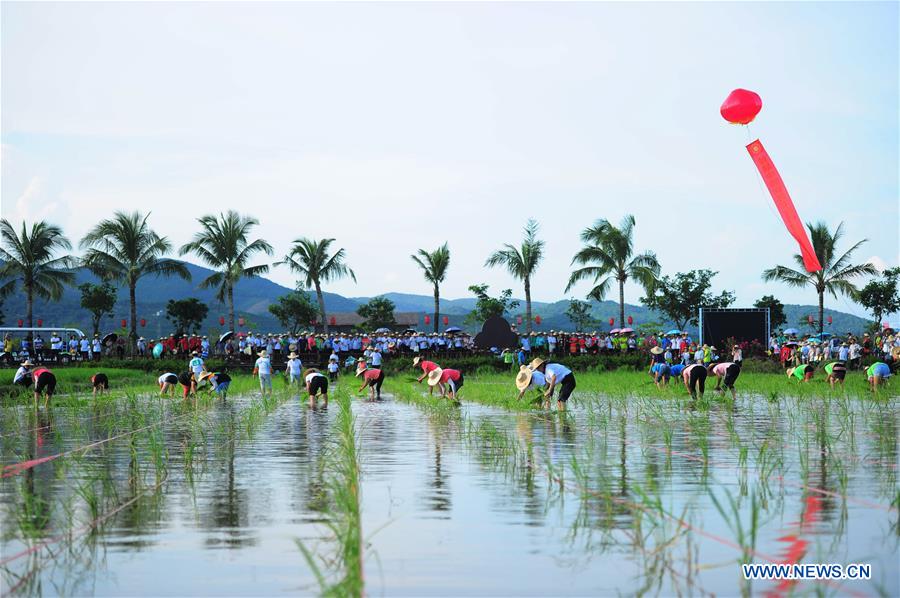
[528,357,546,370]
[355,367,368,377]
[413,356,422,366]
[650,346,664,355]
[427,368,443,387]
[287,352,299,359]
[199,372,215,381]
[515,366,534,391]
[21,360,34,367]
[257,350,268,357]
[786,368,795,378]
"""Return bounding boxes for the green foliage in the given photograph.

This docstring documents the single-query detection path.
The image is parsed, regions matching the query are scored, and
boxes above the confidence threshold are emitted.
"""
[80,211,190,340]
[566,214,660,327]
[178,210,273,331]
[268,290,318,334]
[277,237,356,333]
[762,221,876,334]
[856,267,900,326]
[166,298,209,334]
[0,219,76,326]
[485,220,544,332]
[565,298,595,332]
[79,282,118,336]
[641,270,735,331]
[754,295,787,330]
[464,284,520,326]
[411,242,450,333]
[356,296,397,329]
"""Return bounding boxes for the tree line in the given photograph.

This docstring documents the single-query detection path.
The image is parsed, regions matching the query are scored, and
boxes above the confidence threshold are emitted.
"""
[0,212,895,344]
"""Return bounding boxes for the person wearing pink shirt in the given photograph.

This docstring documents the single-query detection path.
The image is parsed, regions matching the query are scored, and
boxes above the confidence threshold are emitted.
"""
[414,356,440,396]
[427,367,464,401]
[682,363,707,400]
[707,361,741,400]
[356,365,385,400]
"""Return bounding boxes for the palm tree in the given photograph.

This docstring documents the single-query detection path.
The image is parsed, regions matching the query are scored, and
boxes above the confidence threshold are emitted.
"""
[411,243,451,333]
[179,211,273,332]
[0,220,76,327]
[763,221,875,334]
[81,211,190,345]
[566,214,659,327]
[485,220,544,333]
[277,238,355,334]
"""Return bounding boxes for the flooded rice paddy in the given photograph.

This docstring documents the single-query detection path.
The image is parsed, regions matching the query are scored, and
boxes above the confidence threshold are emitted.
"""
[1,376,897,596]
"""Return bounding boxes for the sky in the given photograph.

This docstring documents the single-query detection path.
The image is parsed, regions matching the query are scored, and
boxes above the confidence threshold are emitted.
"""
[2,2,897,317]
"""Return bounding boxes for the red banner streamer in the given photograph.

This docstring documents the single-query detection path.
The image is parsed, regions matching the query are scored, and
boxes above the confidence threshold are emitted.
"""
[746,139,822,272]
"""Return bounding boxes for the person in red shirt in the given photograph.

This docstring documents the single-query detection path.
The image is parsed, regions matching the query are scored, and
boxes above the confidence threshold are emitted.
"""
[356,364,385,400]
[427,367,464,401]
[32,366,57,406]
[91,372,109,396]
[413,356,440,396]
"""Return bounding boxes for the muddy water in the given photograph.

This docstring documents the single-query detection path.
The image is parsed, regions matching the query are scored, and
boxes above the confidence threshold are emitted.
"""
[1,388,897,596]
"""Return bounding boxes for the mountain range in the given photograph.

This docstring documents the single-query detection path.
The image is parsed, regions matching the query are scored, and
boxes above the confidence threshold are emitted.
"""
[0,261,873,336]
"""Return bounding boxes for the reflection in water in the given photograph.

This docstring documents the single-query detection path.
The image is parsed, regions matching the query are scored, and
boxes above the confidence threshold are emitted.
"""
[0,389,897,596]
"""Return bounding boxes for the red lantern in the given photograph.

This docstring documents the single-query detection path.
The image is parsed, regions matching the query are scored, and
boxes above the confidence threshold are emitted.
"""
[807,315,814,324]
[608,317,614,326]
[140,318,146,327]
[516,316,522,325]
[827,315,832,325]
[238,317,245,327]
[121,318,127,328]
[534,315,542,325]
[720,88,763,125]
[443,316,449,326]
[425,315,431,325]
[17,319,23,327]
[37,319,43,327]
[219,316,225,326]
[627,316,633,325]
[329,316,336,326]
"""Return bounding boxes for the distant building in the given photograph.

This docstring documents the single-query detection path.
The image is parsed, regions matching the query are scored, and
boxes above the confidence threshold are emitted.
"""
[315,312,420,333]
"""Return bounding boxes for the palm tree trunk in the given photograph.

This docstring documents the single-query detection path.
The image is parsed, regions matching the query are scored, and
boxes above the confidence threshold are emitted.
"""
[524,277,533,334]
[228,284,235,332]
[433,283,440,334]
[129,283,137,356]
[25,283,33,328]
[618,278,625,328]
[818,290,824,335]
[315,280,328,334]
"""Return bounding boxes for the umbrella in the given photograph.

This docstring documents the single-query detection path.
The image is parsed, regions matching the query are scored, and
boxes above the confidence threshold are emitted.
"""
[444,326,462,333]
[375,327,391,333]
[620,327,634,334]
[152,343,164,358]
[102,333,117,345]
[816,332,832,338]
[666,329,681,335]
[219,330,235,344]
[783,328,799,335]
[785,341,799,346]
[609,328,622,334]
[807,338,820,344]
[404,328,419,334]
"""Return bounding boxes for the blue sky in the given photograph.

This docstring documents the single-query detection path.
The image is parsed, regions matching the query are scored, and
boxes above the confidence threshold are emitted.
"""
[2,2,897,317]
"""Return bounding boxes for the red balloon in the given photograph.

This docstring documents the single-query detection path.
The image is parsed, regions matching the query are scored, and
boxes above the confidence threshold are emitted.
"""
[329,316,336,325]
[534,315,542,325]
[627,316,633,325]
[424,315,431,325]
[121,319,127,328]
[826,315,832,325]
[720,88,763,125]
[608,317,614,326]
[17,319,23,327]
[238,317,245,327]
[140,318,147,327]
[219,316,225,326]
[443,316,449,325]
[37,319,43,328]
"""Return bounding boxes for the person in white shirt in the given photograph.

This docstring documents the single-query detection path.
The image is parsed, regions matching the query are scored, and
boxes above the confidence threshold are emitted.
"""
[92,336,102,359]
[254,350,273,394]
[305,368,329,407]
[530,358,576,411]
[285,352,303,385]
[371,347,383,368]
[188,351,206,380]
[327,357,339,381]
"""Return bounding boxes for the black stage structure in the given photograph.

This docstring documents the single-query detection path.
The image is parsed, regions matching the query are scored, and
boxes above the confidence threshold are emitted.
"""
[699,307,770,348]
